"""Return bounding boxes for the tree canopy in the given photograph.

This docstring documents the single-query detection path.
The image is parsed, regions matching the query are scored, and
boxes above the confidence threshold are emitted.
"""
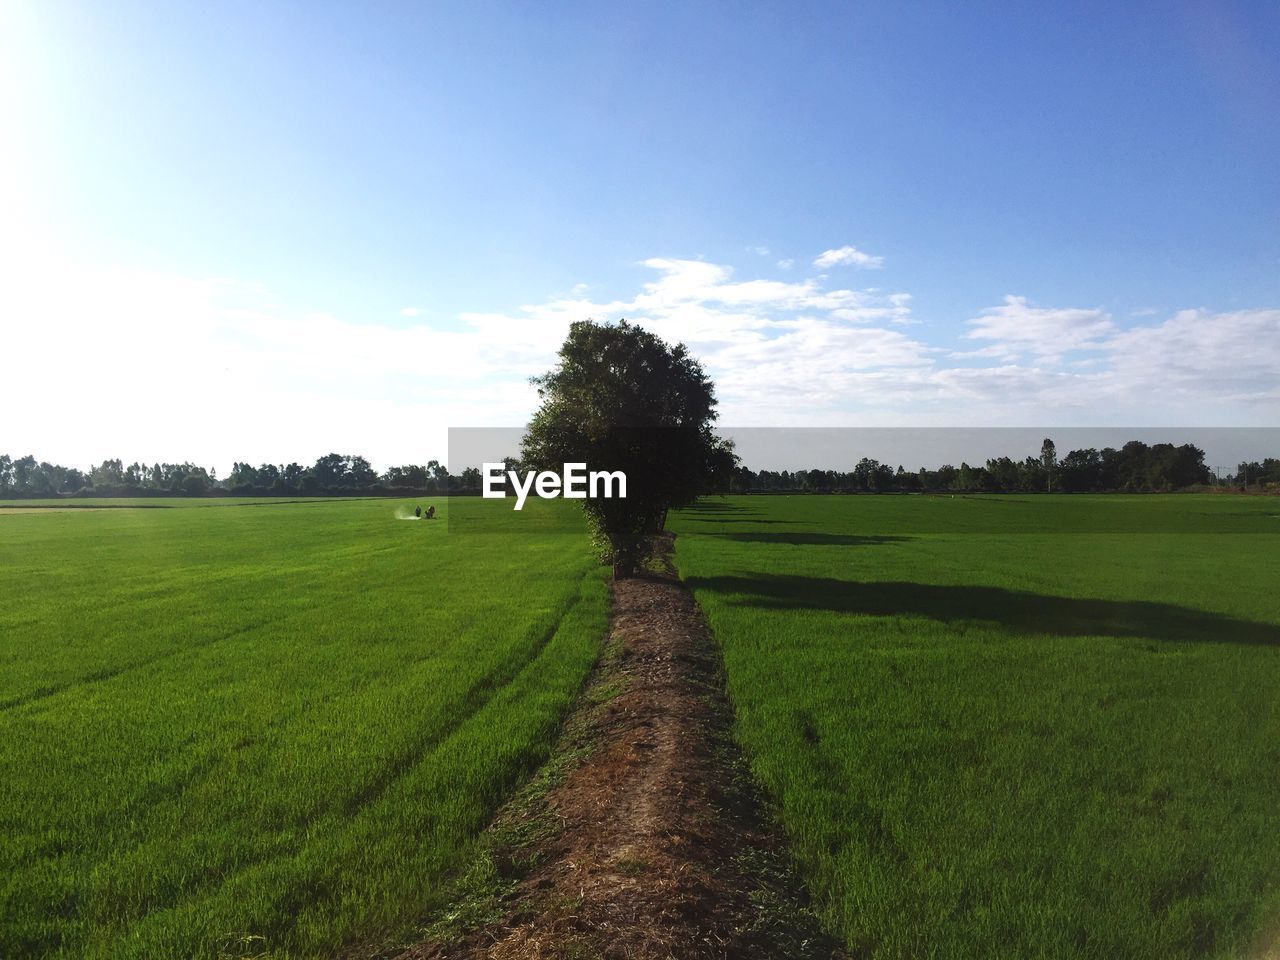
[522,319,730,577]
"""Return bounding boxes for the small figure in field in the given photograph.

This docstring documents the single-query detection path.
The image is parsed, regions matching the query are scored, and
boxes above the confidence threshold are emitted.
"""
[425,505,436,519]
[414,505,421,518]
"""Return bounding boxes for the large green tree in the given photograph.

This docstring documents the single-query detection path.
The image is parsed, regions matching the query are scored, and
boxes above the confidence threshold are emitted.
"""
[523,319,730,577]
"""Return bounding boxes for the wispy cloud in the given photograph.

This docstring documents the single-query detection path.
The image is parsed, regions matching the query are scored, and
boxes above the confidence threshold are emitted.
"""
[4,251,1276,471]
[1105,308,1280,404]
[962,295,1115,362]
[813,245,885,269]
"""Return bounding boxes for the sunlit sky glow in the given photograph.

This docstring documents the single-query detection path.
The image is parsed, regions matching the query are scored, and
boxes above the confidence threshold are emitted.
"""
[2,1,1278,472]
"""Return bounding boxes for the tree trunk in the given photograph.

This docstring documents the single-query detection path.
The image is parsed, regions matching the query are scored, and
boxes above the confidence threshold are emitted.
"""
[650,510,667,534]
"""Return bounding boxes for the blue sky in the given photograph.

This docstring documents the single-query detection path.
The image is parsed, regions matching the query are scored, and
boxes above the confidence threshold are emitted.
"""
[3,1,1278,470]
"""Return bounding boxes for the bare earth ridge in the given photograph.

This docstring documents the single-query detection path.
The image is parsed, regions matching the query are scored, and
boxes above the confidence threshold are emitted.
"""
[398,534,841,960]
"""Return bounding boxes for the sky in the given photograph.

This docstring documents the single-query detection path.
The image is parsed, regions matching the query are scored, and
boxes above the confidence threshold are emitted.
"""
[2,0,1278,473]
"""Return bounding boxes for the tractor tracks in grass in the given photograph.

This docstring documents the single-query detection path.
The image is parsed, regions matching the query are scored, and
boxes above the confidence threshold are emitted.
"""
[391,534,841,960]
[340,585,588,820]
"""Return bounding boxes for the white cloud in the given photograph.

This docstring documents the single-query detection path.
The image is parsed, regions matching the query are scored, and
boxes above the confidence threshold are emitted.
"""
[400,306,422,317]
[2,249,1276,473]
[813,245,885,269]
[1104,308,1280,404]
[948,298,1280,420]
[0,256,543,471]
[776,258,794,270]
[962,295,1116,363]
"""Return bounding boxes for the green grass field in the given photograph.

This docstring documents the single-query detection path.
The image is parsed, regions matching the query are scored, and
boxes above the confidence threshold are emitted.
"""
[0,498,607,959]
[5,494,1279,959]
[671,494,1280,959]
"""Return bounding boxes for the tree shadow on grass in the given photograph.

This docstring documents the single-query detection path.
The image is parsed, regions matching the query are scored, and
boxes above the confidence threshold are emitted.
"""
[684,573,1280,646]
[682,517,803,526]
[707,533,912,546]
[683,499,750,513]
[679,500,806,525]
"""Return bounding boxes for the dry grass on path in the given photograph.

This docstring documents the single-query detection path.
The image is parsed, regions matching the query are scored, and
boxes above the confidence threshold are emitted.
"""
[400,534,839,960]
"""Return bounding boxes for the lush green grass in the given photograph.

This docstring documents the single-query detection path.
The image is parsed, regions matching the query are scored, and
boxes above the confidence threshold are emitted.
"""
[0,497,607,959]
[7,493,1279,958]
[671,494,1280,960]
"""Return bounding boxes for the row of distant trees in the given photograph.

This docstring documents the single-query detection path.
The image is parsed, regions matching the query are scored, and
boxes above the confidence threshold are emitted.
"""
[0,452,483,499]
[727,441,1277,494]
[2,442,1274,500]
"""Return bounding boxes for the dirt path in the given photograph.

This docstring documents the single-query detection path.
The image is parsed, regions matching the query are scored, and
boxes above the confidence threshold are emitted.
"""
[397,535,840,960]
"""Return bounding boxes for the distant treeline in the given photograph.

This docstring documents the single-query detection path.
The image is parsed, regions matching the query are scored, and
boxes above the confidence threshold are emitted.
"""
[0,453,481,499]
[2,443,1277,499]
[728,442,1280,494]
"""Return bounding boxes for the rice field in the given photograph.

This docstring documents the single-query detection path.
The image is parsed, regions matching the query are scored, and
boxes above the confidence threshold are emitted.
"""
[6,493,1279,959]
[671,494,1280,960]
[0,498,607,959]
